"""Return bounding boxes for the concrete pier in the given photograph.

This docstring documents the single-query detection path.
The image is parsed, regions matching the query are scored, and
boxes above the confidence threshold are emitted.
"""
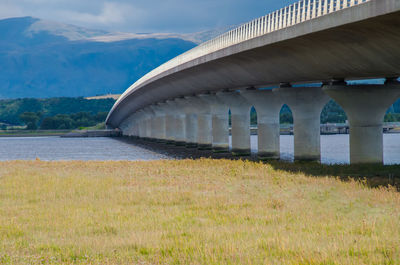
[159,103,176,144]
[218,91,252,156]
[202,94,230,153]
[323,83,400,164]
[166,100,186,146]
[185,96,213,150]
[129,113,139,138]
[274,86,330,162]
[175,98,198,148]
[149,104,167,143]
[119,115,132,137]
[241,89,283,160]
[137,110,147,139]
[144,108,154,140]
[197,114,213,150]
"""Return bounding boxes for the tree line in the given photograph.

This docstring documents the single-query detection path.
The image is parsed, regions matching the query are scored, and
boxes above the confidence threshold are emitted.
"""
[18,111,109,130]
[0,97,115,130]
[1,97,399,130]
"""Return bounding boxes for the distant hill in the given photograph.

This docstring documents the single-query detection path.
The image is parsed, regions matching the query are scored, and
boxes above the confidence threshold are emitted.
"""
[0,17,203,99]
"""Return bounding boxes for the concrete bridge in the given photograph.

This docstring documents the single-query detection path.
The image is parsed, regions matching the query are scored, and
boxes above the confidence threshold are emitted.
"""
[106,0,400,164]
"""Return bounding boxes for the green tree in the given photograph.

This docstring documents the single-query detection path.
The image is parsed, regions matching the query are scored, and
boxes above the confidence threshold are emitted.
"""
[280,113,293,124]
[95,112,108,123]
[250,107,257,126]
[40,115,76,130]
[321,100,347,124]
[19,112,41,130]
[385,113,400,122]
[70,112,96,127]
[280,105,293,124]
[0,97,115,126]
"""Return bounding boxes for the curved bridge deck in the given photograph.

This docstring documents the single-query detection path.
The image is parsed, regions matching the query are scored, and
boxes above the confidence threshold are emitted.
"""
[106,0,400,165]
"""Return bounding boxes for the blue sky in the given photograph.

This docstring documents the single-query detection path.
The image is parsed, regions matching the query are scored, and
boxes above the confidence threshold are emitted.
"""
[0,0,297,33]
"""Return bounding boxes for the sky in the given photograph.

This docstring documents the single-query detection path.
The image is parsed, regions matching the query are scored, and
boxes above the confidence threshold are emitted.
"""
[0,0,297,33]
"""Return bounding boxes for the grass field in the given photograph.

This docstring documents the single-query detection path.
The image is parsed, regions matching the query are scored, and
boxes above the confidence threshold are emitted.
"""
[0,160,399,264]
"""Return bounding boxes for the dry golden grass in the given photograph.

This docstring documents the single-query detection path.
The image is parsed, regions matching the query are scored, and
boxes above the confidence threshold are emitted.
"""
[0,159,399,264]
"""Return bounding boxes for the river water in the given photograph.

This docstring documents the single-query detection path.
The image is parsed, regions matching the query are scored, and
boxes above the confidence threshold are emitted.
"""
[0,135,399,165]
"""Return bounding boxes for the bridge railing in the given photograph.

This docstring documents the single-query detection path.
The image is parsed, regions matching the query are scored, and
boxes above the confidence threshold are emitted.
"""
[119,0,371,101]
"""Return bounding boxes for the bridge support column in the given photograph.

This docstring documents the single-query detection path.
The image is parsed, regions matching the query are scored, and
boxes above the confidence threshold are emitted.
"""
[130,118,138,138]
[134,121,140,138]
[145,119,151,140]
[158,103,175,144]
[212,113,230,152]
[202,94,230,153]
[136,110,147,140]
[197,114,213,150]
[149,104,167,143]
[185,114,198,148]
[175,98,198,148]
[150,118,157,140]
[119,116,131,137]
[144,108,155,140]
[123,113,137,138]
[323,83,400,164]
[274,86,330,162]
[166,100,186,146]
[241,89,283,160]
[131,116,139,138]
[185,96,212,150]
[218,92,252,156]
[165,115,176,144]
[137,111,147,139]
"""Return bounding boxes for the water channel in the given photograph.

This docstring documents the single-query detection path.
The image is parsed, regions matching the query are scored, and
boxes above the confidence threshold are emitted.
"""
[0,134,399,164]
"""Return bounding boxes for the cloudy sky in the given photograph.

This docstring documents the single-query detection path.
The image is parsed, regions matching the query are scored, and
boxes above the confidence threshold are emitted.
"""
[0,0,297,33]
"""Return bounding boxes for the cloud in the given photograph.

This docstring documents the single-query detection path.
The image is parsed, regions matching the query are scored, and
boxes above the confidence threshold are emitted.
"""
[0,1,24,19]
[0,0,298,33]
[58,2,145,26]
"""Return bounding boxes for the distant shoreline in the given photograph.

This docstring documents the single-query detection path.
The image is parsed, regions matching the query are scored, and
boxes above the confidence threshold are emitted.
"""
[1,129,399,138]
[0,130,71,137]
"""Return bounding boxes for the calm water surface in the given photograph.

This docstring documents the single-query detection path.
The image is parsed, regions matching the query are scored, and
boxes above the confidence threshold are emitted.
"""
[0,135,399,164]
[275,134,400,165]
[0,137,168,161]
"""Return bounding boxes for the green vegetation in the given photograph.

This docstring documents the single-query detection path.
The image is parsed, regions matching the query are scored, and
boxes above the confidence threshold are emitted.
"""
[280,104,294,124]
[19,112,41,130]
[0,130,72,137]
[385,113,400,122]
[0,159,399,264]
[40,112,108,130]
[0,97,115,130]
[321,100,348,123]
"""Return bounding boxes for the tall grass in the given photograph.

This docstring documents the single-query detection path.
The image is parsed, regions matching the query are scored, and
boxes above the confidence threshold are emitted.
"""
[0,160,399,264]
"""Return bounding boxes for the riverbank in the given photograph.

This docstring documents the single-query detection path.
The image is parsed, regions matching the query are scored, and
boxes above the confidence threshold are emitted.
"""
[0,160,399,264]
[0,130,71,137]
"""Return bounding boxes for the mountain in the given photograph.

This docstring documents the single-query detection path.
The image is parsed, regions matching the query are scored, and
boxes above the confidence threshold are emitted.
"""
[0,17,211,99]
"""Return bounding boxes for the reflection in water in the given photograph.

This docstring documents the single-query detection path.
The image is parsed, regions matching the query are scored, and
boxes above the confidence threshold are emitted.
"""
[0,134,399,165]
